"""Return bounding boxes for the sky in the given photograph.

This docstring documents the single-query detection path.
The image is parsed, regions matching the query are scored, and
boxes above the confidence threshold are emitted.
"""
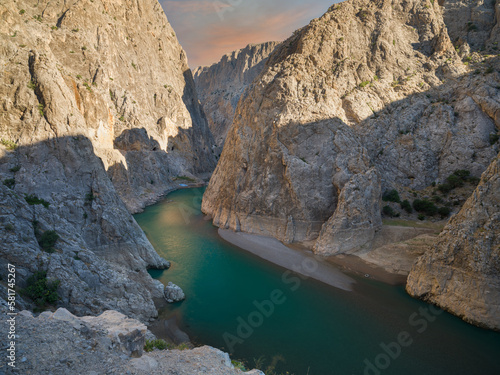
[159,0,338,68]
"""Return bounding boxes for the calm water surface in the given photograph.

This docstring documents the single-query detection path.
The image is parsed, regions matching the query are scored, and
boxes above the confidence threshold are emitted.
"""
[135,188,500,375]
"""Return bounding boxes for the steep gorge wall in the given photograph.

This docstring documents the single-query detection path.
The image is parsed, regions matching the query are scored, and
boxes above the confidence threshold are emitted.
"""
[202,0,499,254]
[194,42,280,147]
[0,0,215,321]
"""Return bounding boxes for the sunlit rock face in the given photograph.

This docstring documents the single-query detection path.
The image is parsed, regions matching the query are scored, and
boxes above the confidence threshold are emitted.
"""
[202,0,498,248]
[0,0,215,321]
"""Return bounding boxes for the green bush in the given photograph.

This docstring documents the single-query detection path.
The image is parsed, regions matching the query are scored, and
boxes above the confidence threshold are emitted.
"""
[452,169,470,179]
[382,189,400,203]
[25,194,50,208]
[400,200,413,214]
[9,165,21,173]
[231,360,246,371]
[144,339,167,352]
[446,174,464,189]
[438,206,451,218]
[437,183,452,194]
[382,205,400,217]
[418,214,426,221]
[490,133,499,145]
[413,199,438,216]
[38,230,59,253]
[3,178,15,189]
[22,271,60,307]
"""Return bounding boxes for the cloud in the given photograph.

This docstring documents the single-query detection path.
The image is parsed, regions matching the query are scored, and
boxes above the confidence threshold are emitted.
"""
[163,0,230,15]
[160,0,335,67]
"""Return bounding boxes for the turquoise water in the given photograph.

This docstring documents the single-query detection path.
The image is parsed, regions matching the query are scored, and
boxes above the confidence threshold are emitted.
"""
[135,188,500,375]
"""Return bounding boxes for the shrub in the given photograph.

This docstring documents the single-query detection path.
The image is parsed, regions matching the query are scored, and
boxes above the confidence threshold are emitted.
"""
[25,194,50,208]
[438,206,451,218]
[437,183,452,194]
[38,230,59,253]
[490,133,499,145]
[21,271,60,307]
[85,192,95,202]
[413,199,438,216]
[446,174,464,189]
[382,205,400,217]
[400,200,413,214]
[3,178,15,189]
[19,9,25,15]
[453,169,470,179]
[359,81,370,88]
[4,224,14,232]
[418,214,426,221]
[1,139,18,150]
[9,165,21,173]
[144,339,167,352]
[231,360,246,371]
[382,189,400,203]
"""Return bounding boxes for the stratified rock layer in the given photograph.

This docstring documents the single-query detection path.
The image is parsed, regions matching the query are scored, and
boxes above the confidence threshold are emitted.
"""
[194,42,280,146]
[407,154,500,331]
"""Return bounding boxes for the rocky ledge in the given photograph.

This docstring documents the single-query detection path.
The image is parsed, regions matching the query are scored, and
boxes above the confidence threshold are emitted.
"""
[0,307,263,375]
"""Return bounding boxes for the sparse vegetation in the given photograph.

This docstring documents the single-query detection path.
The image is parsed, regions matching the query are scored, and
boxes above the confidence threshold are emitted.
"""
[231,360,246,371]
[438,206,451,218]
[131,62,137,70]
[9,165,21,173]
[175,176,196,183]
[4,224,15,232]
[144,339,168,352]
[400,199,413,214]
[38,230,59,253]
[382,189,400,203]
[383,205,400,218]
[21,271,60,307]
[3,178,15,189]
[359,81,370,88]
[1,139,18,150]
[490,133,499,145]
[438,170,475,193]
[33,15,42,22]
[413,199,438,216]
[19,9,26,15]
[38,103,45,116]
[25,194,50,208]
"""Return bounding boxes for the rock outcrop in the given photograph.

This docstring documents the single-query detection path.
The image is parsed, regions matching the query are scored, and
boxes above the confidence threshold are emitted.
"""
[407,153,500,331]
[0,307,261,374]
[194,42,280,146]
[164,282,186,303]
[443,0,500,52]
[0,0,215,321]
[202,0,499,255]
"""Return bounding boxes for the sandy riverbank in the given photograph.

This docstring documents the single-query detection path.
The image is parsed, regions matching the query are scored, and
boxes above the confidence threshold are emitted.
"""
[218,229,356,291]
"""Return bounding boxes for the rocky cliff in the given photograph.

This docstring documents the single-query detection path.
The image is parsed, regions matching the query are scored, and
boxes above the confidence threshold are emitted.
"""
[194,42,280,147]
[0,0,215,321]
[443,0,500,53]
[407,154,500,331]
[202,0,499,253]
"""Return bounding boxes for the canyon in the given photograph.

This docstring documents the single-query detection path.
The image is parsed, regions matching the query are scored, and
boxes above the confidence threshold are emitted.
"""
[0,0,499,373]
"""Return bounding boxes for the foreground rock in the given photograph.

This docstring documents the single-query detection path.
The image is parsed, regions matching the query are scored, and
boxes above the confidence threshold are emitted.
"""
[407,154,500,331]
[0,0,215,320]
[0,307,260,375]
[164,282,186,303]
[194,42,280,147]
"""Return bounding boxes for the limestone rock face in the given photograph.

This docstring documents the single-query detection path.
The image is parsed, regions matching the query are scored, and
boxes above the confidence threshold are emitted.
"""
[202,0,499,253]
[407,154,500,331]
[194,42,280,146]
[0,309,260,374]
[164,282,186,303]
[0,0,214,321]
[443,0,500,51]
